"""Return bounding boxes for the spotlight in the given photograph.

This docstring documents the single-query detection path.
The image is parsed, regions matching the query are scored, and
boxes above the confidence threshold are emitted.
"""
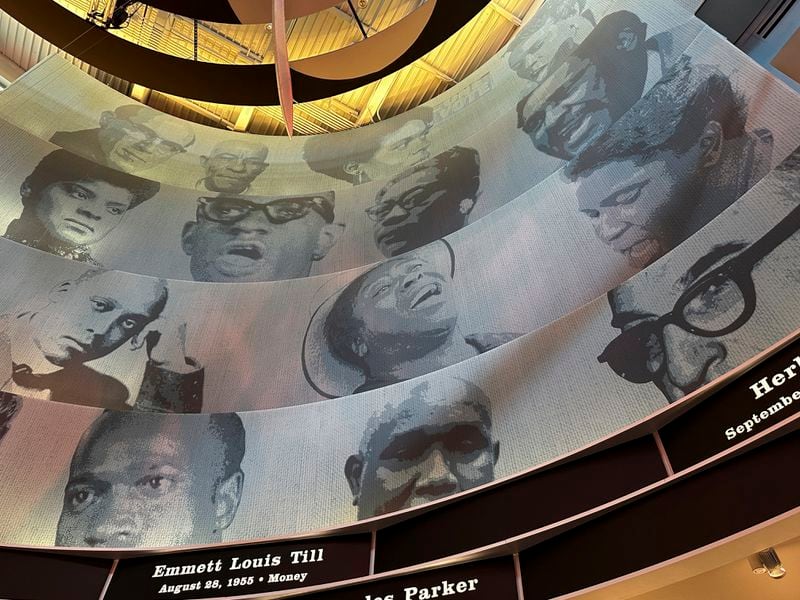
[87,1,140,30]
[748,548,786,579]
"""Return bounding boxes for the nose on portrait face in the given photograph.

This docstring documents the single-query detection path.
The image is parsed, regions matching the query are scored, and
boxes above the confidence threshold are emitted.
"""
[78,486,146,548]
[657,323,728,401]
[413,447,460,501]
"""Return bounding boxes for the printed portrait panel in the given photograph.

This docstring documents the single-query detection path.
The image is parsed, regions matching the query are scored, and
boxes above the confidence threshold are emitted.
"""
[0,0,699,199]
[0,143,799,549]
[0,22,796,412]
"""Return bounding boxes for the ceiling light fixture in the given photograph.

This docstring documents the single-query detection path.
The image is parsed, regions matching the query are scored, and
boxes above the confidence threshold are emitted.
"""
[748,548,787,579]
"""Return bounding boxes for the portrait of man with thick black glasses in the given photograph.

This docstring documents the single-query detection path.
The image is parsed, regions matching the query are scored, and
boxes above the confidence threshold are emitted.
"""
[600,149,800,402]
[180,192,345,282]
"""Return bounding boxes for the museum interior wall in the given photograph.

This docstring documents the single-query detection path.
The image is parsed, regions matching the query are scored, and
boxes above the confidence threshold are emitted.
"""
[0,0,799,598]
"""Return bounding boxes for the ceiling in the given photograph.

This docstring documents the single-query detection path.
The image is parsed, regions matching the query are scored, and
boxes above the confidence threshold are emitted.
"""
[0,0,539,135]
[630,535,800,600]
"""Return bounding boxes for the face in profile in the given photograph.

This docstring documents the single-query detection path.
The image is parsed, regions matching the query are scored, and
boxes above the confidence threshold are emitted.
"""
[30,271,165,366]
[202,141,269,194]
[576,150,706,268]
[348,254,457,360]
[97,110,194,173]
[602,202,800,402]
[182,195,340,282]
[346,379,498,519]
[56,413,243,548]
[21,178,133,247]
[368,160,474,257]
[359,119,432,182]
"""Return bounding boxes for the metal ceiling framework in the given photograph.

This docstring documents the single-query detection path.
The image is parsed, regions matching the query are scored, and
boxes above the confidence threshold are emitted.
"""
[0,0,540,135]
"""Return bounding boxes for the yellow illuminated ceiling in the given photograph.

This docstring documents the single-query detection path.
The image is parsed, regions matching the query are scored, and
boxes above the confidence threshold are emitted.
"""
[4,0,540,135]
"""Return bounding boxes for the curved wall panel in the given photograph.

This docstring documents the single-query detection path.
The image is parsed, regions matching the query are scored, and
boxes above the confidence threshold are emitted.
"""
[0,148,799,548]
[0,0,695,196]
[0,17,794,413]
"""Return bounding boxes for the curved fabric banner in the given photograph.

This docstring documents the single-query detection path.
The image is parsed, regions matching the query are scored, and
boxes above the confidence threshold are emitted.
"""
[0,0,693,195]
[0,147,798,548]
[0,15,794,412]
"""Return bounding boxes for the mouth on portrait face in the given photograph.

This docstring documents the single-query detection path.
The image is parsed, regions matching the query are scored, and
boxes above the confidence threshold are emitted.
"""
[552,102,609,156]
[59,218,96,240]
[376,228,413,257]
[409,281,444,310]
[111,146,150,169]
[46,335,92,364]
[593,220,663,268]
[211,173,248,190]
[212,240,270,277]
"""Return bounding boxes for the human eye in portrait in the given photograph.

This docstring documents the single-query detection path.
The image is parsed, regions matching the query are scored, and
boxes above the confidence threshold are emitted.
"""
[444,424,489,456]
[65,481,103,513]
[379,429,428,465]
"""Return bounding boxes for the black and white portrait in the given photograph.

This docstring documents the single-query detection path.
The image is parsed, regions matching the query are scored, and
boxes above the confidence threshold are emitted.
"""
[180,192,344,282]
[506,0,596,87]
[50,105,196,175]
[0,269,202,411]
[346,378,498,519]
[568,56,772,268]
[367,146,480,258]
[4,149,160,265]
[302,241,519,397]
[198,140,270,195]
[303,107,434,185]
[55,411,245,547]
[599,148,800,402]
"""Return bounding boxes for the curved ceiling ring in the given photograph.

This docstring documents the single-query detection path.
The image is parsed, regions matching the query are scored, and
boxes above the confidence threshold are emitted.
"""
[138,0,351,25]
[0,0,489,105]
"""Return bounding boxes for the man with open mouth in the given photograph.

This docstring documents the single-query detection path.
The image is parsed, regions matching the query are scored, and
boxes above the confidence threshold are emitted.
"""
[303,241,520,396]
[180,192,344,282]
[568,57,773,269]
[51,104,195,175]
[4,149,160,265]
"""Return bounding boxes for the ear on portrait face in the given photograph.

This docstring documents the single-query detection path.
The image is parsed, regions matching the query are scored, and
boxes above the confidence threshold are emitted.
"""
[458,194,478,216]
[19,179,33,200]
[181,222,198,256]
[697,121,724,169]
[213,470,244,532]
[345,453,365,503]
[99,111,116,129]
[312,223,346,261]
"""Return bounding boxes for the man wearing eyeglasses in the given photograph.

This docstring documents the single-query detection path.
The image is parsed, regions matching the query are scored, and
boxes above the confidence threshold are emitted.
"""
[51,105,196,175]
[180,192,344,282]
[198,140,270,195]
[367,147,480,258]
[599,150,800,402]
